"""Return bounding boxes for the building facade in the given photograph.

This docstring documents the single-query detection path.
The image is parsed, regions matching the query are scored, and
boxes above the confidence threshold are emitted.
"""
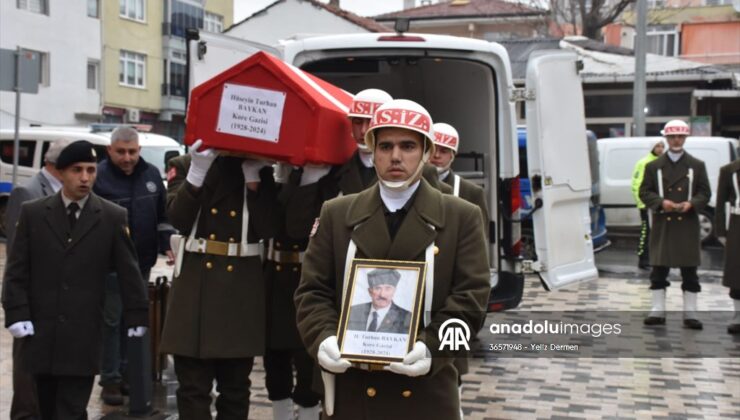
[0,0,102,128]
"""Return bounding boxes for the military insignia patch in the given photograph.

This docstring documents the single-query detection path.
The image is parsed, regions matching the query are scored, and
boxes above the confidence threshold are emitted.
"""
[310,217,320,237]
[167,166,177,182]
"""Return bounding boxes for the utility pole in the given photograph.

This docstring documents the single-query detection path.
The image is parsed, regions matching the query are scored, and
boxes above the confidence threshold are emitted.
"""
[632,0,647,136]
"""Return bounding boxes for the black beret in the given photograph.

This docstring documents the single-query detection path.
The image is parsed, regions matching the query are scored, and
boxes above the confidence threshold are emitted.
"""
[55,140,98,170]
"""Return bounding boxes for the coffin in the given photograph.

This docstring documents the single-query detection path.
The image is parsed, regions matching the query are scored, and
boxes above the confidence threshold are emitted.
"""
[185,51,356,165]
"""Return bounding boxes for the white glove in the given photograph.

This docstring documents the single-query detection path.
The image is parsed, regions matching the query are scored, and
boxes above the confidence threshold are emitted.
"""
[8,321,34,338]
[186,139,218,188]
[317,336,351,374]
[127,326,148,338]
[241,159,272,183]
[385,341,431,377]
[299,164,331,186]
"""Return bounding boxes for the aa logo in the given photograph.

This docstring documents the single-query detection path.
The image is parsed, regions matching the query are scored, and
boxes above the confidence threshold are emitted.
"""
[438,318,470,351]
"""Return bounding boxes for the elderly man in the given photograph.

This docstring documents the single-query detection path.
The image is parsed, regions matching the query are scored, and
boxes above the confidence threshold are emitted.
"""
[715,157,740,334]
[639,120,711,329]
[4,139,69,420]
[295,99,490,419]
[347,269,411,334]
[2,140,148,420]
[93,126,174,410]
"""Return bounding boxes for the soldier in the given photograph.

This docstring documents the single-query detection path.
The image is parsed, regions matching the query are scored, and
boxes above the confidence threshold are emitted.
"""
[715,157,740,334]
[632,141,665,269]
[160,140,278,419]
[429,122,489,232]
[294,99,490,419]
[640,120,711,329]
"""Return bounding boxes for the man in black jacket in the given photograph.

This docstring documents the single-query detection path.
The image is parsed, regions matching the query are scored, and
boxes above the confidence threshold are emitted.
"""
[93,126,174,410]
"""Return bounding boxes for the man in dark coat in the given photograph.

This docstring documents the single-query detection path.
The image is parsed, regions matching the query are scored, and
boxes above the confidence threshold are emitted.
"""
[4,139,68,420]
[160,141,278,419]
[93,126,174,409]
[295,99,490,420]
[639,120,711,329]
[715,158,740,334]
[2,140,149,420]
[347,269,412,334]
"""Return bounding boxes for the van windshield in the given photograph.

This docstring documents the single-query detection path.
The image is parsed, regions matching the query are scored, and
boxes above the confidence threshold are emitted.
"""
[140,146,181,179]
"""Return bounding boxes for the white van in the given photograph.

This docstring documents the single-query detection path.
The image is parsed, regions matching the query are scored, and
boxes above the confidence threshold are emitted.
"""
[0,126,183,236]
[187,30,599,309]
[598,136,739,241]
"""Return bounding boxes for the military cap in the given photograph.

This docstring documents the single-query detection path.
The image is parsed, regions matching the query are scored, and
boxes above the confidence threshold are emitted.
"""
[367,268,401,288]
[56,140,97,169]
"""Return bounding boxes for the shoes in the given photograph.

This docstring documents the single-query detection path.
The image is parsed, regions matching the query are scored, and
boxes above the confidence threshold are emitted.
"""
[101,383,124,406]
[644,316,665,326]
[638,262,651,270]
[683,318,703,330]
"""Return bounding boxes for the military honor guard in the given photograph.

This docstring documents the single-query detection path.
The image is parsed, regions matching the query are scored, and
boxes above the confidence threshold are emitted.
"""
[294,99,490,419]
[639,120,711,329]
[160,141,279,418]
[715,157,740,334]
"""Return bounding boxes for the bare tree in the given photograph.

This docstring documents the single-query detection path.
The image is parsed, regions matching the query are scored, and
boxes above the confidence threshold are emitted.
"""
[532,0,636,39]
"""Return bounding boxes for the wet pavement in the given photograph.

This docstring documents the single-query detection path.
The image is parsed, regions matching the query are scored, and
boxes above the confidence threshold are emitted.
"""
[2,238,739,419]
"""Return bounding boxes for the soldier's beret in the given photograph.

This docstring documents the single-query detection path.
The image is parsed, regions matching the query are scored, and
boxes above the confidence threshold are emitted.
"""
[367,268,401,288]
[56,140,97,169]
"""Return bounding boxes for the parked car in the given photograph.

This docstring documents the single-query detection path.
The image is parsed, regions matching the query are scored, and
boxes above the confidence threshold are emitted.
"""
[518,126,609,259]
[597,136,739,243]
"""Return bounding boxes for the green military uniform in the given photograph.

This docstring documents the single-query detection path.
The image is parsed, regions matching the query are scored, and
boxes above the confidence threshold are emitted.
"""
[294,179,490,419]
[715,159,740,292]
[160,154,278,418]
[639,152,711,268]
[443,170,489,236]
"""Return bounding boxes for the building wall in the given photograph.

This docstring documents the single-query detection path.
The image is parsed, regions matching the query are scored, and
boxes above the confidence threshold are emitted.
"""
[226,0,372,46]
[681,21,740,64]
[0,0,101,127]
[102,0,163,115]
[206,0,233,28]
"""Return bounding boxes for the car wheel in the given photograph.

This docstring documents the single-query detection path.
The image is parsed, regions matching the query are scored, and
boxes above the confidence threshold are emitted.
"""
[698,210,713,244]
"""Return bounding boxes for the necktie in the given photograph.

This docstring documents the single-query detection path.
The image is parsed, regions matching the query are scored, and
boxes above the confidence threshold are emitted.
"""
[67,202,79,230]
[367,311,378,332]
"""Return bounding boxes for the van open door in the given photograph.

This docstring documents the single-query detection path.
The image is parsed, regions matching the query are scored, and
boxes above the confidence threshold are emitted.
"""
[188,30,281,91]
[524,50,598,290]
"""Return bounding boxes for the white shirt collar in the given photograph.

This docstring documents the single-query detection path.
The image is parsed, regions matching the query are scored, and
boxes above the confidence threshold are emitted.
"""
[367,304,391,330]
[41,168,62,193]
[439,170,450,182]
[667,150,684,162]
[61,192,90,214]
[378,179,420,212]
[358,151,374,168]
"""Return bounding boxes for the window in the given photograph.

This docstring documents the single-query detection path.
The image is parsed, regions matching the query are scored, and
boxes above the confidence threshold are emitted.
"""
[120,0,145,22]
[170,0,204,38]
[204,12,223,33]
[646,0,664,8]
[23,49,49,86]
[705,0,732,5]
[167,62,187,97]
[0,140,37,167]
[119,50,146,88]
[17,0,47,14]
[88,0,99,18]
[87,61,99,90]
[644,27,679,57]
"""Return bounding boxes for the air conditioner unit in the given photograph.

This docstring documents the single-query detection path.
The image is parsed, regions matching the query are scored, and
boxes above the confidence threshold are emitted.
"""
[126,108,141,123]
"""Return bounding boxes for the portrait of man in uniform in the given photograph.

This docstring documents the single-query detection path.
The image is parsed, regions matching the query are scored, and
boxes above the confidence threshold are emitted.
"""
[347,268,412,334]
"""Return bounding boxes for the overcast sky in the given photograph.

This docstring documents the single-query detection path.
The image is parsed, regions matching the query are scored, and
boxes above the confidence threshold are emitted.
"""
[233,0,412,20]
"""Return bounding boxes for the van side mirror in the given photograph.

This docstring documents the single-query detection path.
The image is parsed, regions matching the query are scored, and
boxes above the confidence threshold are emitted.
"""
[164,150,180,168]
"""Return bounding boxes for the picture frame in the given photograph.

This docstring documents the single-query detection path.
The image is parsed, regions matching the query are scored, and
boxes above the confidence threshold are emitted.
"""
[337,258,426,365]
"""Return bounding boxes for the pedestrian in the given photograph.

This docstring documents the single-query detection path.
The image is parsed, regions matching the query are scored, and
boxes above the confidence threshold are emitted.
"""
[4,139,69,420]
[632,140,665,269]
[93,126,175,411]
[294,99,490,419]
[640,120,711,329]
[429,122,489,232]
[715,157,740,334]
[2,140,149,420]
[159,140,279,419]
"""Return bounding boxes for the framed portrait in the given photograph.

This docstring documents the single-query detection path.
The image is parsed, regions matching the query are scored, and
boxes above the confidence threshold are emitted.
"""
[337,258,426,365]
